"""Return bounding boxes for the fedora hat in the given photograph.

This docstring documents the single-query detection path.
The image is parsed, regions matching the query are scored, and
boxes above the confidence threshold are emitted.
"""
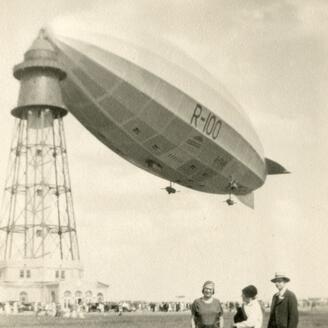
[271,273,290,283]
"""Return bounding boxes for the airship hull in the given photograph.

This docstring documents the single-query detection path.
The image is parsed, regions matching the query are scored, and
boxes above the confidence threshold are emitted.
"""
[48,32,268,195]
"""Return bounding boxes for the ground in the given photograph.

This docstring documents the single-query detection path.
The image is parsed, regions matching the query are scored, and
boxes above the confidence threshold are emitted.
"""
[0,311,327,327]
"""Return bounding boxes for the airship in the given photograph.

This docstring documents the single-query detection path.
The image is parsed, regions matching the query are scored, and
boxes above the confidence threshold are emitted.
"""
[45,27,288,208]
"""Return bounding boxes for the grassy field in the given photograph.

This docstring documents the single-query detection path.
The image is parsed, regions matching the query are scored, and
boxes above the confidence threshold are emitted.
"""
[0,311,327,328]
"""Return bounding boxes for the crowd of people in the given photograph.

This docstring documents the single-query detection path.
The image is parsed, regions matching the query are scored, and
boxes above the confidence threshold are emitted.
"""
[0,302,85,318]
[0,299,191,317]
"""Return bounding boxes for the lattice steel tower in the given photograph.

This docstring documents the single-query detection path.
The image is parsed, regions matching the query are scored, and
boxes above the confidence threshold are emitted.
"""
[0,30,80,263]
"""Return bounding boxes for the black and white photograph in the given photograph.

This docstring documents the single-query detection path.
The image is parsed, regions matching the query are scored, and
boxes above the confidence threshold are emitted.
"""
[0,1,327,327]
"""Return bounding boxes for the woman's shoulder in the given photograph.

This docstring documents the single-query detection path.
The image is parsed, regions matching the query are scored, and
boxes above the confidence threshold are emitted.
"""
[191,298,203,311]
[212,298,222,304]
[192,298,203,305]
[213,298,224,309]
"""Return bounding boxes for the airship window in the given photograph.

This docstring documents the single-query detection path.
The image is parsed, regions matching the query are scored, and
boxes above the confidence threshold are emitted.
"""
[145,159,162,171]
[152,144,160,152]
[133,127,140,135]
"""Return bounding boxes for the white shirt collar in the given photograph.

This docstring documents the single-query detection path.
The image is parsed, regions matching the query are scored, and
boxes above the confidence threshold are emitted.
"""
[277,287,287,297]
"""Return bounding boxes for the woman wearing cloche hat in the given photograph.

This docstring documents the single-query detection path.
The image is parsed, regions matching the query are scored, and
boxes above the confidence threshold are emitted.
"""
[267,273,298,328]
[191,281,224,328]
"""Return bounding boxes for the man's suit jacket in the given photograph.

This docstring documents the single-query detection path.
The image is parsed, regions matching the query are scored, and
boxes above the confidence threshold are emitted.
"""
[267,289,298,328]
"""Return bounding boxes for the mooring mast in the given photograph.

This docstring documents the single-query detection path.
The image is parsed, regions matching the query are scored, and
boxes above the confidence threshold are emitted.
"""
[0,29,109,306]
[0,29,81,303]
[0,30,80,262]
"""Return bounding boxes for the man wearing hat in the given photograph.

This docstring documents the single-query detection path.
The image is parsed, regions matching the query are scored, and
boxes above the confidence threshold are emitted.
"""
[267,273,298,328]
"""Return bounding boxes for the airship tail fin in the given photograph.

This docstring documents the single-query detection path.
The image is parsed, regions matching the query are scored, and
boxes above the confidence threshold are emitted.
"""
[265,158,290,175]
[236,192,254,209]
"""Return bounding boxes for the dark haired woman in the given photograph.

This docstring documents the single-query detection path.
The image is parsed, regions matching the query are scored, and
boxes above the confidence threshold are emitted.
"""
[233,285,263,328]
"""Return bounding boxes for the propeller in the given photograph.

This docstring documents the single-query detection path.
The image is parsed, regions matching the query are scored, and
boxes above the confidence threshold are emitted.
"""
[161,182,180,194]
[225,198,235,206]
[221,177,239,206]
[222,193,236,206]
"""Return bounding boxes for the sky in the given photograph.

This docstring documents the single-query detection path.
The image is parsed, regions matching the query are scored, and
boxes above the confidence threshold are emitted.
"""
[0,0,328,302]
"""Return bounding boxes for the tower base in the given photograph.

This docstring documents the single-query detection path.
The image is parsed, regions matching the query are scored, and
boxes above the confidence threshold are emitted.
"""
[0,260,108,306]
